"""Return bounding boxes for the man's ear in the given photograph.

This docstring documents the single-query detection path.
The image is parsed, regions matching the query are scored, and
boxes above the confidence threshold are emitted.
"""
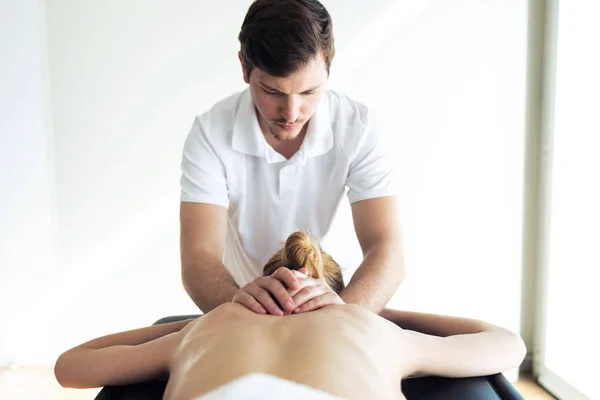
[238,51,249,84]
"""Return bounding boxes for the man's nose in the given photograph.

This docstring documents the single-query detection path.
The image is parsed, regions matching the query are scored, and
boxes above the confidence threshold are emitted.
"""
[281,96,300,123]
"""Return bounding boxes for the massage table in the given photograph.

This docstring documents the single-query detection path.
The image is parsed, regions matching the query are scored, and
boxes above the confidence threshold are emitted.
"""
[95,315,525,400]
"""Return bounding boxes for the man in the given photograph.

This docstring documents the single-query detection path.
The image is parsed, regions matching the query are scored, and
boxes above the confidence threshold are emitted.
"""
[180,0,404,315]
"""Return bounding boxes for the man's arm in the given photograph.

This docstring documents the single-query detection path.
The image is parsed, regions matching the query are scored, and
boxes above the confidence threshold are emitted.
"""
[180,202,300,314]
[180,202,238,312]
[341,196,405,312]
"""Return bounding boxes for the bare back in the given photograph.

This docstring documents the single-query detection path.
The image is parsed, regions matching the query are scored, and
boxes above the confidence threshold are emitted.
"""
[165,303,408,400]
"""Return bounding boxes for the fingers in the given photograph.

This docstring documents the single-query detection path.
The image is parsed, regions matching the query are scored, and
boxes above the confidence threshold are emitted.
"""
[232,269,335,316]
[232,290,267,314]
[286,271,311,297]
[291,269,307,279]
[293,292,345,314]
[240,274,299,315]
[272,267,300,291]
[260,276,297,313]
[243,279,291,315]
[290,284,327,308]
[293,294,326,314]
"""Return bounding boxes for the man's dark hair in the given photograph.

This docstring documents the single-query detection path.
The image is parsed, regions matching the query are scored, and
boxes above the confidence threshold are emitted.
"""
[238,0,335,78]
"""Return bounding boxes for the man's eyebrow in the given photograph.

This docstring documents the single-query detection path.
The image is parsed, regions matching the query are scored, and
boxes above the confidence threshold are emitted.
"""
[258,82,320,93]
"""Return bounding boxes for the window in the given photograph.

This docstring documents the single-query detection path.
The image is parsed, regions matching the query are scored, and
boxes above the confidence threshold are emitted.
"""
[536,2,600,399]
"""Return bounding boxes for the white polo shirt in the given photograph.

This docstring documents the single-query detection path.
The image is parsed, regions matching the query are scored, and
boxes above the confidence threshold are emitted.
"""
[180,88,396,287]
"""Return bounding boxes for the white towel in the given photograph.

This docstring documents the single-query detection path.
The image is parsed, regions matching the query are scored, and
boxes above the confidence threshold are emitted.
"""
[195,373,344,399]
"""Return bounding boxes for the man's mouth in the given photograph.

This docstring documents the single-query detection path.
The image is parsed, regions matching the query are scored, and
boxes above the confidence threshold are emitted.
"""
[277,123,297,131]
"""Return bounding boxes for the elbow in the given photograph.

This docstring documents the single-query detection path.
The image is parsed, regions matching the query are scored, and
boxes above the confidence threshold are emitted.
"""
[387,239,406,286]
[512,333,528,368]
[181,260,203,300]
[54,353,73,388]
[372,239,405,285]
[180,250,212,291]
[498,330,528,371]
[390,252,406,290]
[396,261,407,286]
[181,266,193,296]
[54,351,96,389]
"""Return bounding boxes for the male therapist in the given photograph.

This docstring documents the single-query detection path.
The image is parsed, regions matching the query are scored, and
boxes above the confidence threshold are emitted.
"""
[180,0,404,316]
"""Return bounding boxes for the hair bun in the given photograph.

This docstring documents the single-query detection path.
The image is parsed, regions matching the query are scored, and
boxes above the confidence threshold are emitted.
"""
[282,231,324,279]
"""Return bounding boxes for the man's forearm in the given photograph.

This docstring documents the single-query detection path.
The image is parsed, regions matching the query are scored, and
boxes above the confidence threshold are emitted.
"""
[340,242,404,313]
[182,255,239,313]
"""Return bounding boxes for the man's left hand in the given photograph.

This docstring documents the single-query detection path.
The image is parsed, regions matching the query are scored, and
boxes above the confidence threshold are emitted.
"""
[288,268,345,314]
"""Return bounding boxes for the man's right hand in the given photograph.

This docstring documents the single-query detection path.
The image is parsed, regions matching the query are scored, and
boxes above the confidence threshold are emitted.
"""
[232,267,302,316]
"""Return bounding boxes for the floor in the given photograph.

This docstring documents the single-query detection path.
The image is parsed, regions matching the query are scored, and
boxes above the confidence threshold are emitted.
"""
[515,375,558,400]
[0,366,100,399]
[0,366,556,399]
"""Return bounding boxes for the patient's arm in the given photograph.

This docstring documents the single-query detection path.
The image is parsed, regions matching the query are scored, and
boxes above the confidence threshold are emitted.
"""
[380,309,526,379]
[380,308,501,337]
[54,318,195,389]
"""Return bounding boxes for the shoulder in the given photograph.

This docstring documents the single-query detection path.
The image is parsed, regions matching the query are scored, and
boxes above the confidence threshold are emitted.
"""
[337,304,400,331]
[196,90,245,130]
[324,90,377,156]
[196,89,244,118]
[185,90,245,148]
[325,89,370,128]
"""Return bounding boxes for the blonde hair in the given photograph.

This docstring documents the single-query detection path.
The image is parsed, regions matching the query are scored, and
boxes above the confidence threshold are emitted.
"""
[262,231,344,294]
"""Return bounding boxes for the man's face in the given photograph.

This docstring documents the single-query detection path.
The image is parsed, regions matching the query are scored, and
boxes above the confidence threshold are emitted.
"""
[241,53,328,142]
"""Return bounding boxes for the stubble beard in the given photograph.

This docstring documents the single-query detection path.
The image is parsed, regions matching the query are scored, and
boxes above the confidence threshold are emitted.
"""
[267,122,302,142]
[267,124,282,141]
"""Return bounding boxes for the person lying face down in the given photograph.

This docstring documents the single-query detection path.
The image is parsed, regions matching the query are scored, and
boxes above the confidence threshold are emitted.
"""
[55,231,526,400]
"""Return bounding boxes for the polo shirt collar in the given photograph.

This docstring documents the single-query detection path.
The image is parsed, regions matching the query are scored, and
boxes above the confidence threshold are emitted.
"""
[302,93,333,160]
[232,89,265,158]
[232,88,333,163]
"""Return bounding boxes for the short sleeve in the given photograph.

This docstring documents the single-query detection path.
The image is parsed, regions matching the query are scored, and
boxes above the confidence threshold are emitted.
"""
[346,111,397,204]
[180,117,229,208]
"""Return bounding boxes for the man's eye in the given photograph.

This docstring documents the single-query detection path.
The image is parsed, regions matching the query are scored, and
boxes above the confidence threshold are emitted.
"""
[303,91,315,95]
[264,90,279,95]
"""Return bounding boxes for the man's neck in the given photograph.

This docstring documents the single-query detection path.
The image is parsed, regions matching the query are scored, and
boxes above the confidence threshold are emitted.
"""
[262,121,309,160]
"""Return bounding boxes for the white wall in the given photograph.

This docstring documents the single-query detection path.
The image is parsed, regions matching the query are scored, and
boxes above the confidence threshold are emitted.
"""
[1,0,527,366]
[0,0,57,366]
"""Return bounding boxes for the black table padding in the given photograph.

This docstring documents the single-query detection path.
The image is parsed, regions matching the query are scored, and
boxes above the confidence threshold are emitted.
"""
[95,315,525,400]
